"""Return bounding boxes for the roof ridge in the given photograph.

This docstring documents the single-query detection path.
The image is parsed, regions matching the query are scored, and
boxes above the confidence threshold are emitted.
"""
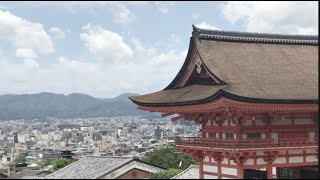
[192,25,318,45]
[85,155,133,158]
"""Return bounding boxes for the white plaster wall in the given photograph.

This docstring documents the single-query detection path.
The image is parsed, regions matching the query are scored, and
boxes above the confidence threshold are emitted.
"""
[272,167,277,176]
[221,167,237,176]
[289,157,303,163]
[230,160,237,165]
[221,158,228,164]
[229,120,235,126]
[255,120,265,126]
[222,120,228,126]
[257,158,267,165]
[273,157,286,164]
[207,120,212,126]
[244,159,254,165]
[203,164,217,173]
[204,156,210,162]
[206,133,209,138]
[244,120,252,126]
[309,132,315,140]
[288,150,303,154]
[242,134,247,140]
[256,152,265,156]
[222,177,235,179]
[261,133,266,139]
[306,156,317,162]
[204,174,218,179]
[222,133,226,139]
[294,119,313,125]
[271,133,278,140]
[272,119,291,125]
[306,149,317,154]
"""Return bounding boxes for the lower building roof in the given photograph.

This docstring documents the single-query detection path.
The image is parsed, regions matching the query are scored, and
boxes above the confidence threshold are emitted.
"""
[44,156,164,179]
[171,165,199,179]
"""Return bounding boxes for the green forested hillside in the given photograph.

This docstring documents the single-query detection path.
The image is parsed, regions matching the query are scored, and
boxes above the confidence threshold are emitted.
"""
[0,92,150,120]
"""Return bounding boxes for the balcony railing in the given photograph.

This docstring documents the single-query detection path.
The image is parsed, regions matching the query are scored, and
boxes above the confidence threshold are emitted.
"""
[175,137,318,149]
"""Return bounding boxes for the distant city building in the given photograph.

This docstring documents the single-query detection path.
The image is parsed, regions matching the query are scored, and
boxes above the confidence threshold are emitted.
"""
[13,133,18,144]
[154,126,162,139]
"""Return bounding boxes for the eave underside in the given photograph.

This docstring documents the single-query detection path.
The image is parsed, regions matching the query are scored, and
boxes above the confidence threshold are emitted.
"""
[137,98,319,114]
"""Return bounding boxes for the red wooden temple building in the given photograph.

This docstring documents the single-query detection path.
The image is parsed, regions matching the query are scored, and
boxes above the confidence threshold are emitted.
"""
[129,25,318,179]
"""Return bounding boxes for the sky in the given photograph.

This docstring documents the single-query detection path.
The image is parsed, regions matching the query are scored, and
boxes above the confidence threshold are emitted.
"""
[0,1,318,98]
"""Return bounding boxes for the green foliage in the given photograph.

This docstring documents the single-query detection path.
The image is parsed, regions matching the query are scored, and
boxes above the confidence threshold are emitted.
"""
[151,168,182,179]
[50,158,74,172]
[143,147,197,170]
[14,154,26,164]
[36,159,51,167]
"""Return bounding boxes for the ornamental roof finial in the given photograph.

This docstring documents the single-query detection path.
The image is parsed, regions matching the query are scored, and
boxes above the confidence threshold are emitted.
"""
[192,24,200,36]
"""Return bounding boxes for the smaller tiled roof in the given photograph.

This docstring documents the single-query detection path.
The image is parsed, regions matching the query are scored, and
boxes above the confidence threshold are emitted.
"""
[171,165,199,179]
[44,156,132,179]
[6,170,48,179]
[44,156,165,179]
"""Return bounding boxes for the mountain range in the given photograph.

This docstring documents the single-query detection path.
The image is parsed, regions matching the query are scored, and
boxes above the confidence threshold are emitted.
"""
[0,92,154,120]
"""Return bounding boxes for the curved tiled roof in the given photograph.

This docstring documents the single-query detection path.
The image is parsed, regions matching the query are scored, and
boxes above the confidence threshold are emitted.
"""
[171,165,199,179]
[44,156,133,179]
[44,156,164,179]
[129,26,319,106]
[129,85,223,106]
[192,25,318,45]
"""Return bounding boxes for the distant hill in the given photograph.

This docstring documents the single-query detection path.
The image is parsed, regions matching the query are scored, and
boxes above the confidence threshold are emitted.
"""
[0,92,153,120]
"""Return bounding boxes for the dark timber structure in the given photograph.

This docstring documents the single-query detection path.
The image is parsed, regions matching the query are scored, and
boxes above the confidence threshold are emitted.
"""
[129,25,318,179]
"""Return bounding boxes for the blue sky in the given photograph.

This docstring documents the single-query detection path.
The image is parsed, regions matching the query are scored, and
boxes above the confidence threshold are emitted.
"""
[0,1,318,98]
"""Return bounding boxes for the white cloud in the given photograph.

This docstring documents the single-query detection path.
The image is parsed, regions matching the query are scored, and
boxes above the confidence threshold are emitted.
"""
[0,5,8,10]
[80,24,133,63]
[16,48,38,60]
[192,14,200,20]
[196,22,220,30]
[49,27,66,39]
[0,45,186,97]
[15,48,39,68]
[222,1,318,35]
[0,36,187,98]
[112,4,136,26]
[0,11,54,55]
[158,7,169,14]
[154,1,175,14]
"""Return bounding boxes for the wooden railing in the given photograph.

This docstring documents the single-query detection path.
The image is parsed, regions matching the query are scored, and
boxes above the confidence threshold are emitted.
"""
[175,137,318,149]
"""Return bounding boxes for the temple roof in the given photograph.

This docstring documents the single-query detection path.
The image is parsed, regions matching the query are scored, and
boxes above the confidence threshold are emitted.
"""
[129,26,318,107]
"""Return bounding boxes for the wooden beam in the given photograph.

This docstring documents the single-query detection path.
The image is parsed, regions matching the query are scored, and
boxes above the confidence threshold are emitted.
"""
[161,112,175,117]
[171,115,184,122]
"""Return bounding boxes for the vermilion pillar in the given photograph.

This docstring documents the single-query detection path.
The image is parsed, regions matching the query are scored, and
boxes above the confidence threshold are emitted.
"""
[199,160,204,179]
[267,165,273,179]
[237,165,244,179]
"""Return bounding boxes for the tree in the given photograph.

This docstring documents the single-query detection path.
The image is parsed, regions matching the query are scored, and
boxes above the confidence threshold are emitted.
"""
[36,159,51,168]
[14,154,26,164]
[50,158,73,172]
[151,168,182,179]
[143,146,197,170]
